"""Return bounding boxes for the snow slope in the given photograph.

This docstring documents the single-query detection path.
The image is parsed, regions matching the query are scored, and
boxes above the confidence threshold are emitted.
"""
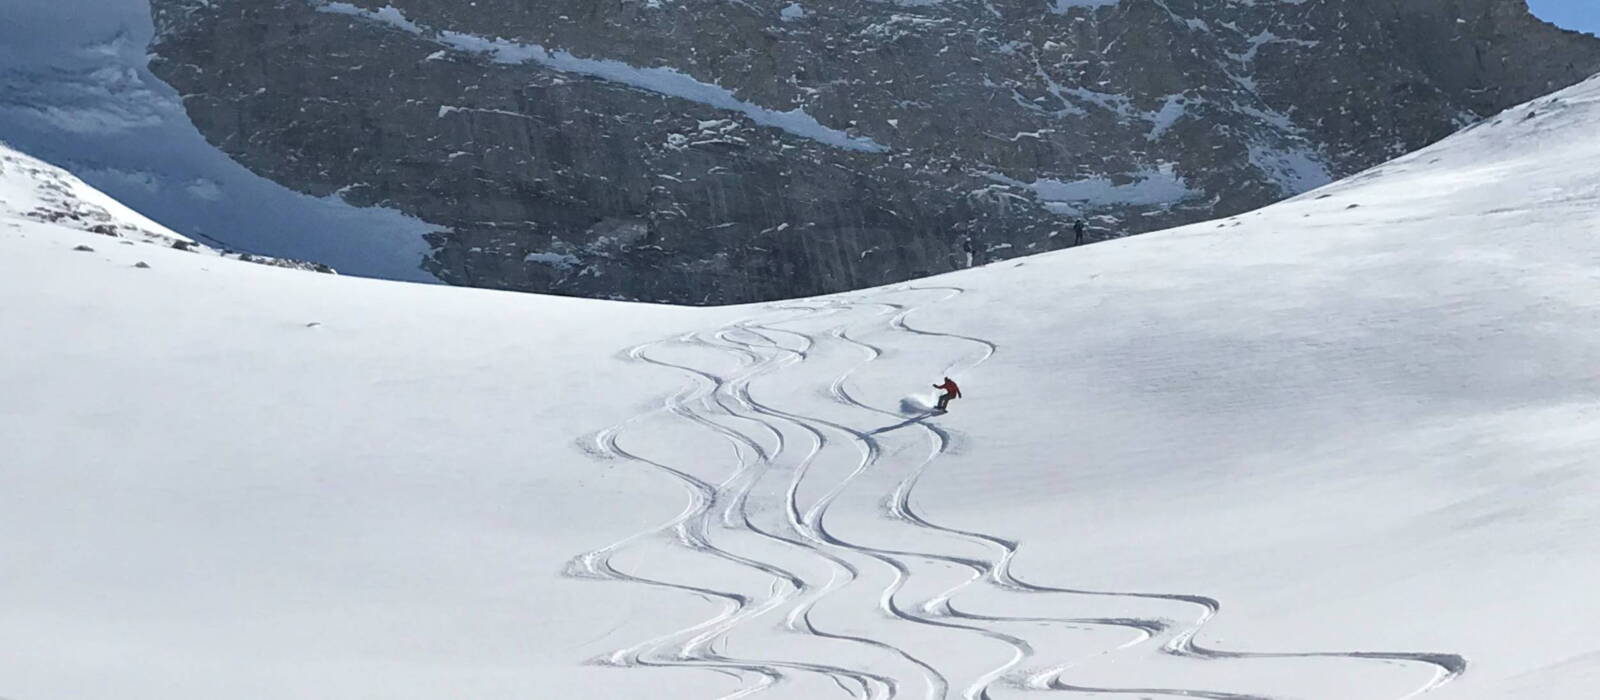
[4,71,1600,700]
[0,141,194,247]
[1,142,336,272]
[0,0,438,281]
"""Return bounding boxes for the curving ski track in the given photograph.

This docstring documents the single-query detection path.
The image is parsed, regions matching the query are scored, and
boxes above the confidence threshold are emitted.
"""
[567,287,1466,699]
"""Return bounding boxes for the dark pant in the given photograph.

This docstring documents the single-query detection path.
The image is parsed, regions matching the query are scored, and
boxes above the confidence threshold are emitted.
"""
[936,393,955,410]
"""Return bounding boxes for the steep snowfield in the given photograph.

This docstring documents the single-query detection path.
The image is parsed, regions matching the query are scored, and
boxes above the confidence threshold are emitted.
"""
[4,71,1600,700]
[1,143,335,272]
[0,142,194,247]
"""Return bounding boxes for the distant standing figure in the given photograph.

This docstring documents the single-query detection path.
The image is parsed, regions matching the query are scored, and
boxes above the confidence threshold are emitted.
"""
[933,377,962,412]
[1073,219,1087,246]
[960,236,978,267]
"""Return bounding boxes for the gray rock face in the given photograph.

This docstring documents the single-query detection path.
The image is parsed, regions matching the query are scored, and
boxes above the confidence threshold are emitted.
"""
[148,0,1600,303]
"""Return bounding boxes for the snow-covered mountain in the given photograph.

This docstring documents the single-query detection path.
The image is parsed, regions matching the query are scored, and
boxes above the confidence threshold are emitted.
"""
[140,0,1600,303]
[4,68,1600,700]
[0,142,333,272]
[0,142,194,248]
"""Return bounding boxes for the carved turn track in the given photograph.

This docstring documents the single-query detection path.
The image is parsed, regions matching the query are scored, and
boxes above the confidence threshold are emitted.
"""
[569,287,1466,699]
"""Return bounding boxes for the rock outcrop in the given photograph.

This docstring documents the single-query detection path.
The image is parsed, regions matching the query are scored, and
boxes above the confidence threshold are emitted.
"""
[147,0,1600,302]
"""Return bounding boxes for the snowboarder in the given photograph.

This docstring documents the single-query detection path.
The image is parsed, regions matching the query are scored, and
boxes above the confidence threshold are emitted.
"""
[933,377,962,412]
[1073,219,1087,246]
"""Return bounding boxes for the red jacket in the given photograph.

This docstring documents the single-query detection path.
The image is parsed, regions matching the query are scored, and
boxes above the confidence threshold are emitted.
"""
[934,379,961,397]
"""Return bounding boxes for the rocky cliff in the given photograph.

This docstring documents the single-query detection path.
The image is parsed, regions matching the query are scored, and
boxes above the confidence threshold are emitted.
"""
[146,0,1600,303]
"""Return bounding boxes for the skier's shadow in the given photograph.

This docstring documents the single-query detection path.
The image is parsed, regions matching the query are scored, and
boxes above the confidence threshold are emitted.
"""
[867,412,940,436]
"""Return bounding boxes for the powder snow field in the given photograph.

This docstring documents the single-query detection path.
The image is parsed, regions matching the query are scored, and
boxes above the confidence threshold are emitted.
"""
[5,71,1600,700]
[0,144,742,699]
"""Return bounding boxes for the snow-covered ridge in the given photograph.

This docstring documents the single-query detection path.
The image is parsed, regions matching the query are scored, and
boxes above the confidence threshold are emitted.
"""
[1303,71,1600,201]
[0,142,334,273]
[1,141,193,247]
[314,1,889,153]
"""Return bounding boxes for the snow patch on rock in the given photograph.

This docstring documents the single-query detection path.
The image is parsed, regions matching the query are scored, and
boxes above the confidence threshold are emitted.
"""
[1249,142,1334,194]
[993,164,1197,217]
[313,1,888,153]
[525,251,581,269]
[1050,0,1121,12]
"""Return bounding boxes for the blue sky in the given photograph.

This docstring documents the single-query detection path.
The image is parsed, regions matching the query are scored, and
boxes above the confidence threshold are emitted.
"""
[1528,0,1600,35]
